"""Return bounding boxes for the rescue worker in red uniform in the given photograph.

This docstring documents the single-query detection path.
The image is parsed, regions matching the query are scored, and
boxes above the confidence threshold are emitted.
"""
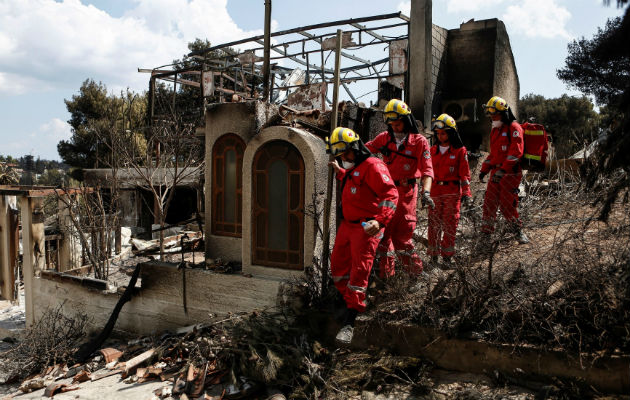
[427,114,472,267]
[479,96,529,244]
[327,127,398,346]
[365,99,434,278]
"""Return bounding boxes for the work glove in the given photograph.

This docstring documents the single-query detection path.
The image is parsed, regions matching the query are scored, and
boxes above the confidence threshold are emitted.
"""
[479,171,487,182]
[491,169,505,183]
[461,195,473,210]
[421,190,435,209]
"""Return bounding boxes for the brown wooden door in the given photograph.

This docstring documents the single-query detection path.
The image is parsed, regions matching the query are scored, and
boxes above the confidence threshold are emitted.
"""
[252,141,304,269]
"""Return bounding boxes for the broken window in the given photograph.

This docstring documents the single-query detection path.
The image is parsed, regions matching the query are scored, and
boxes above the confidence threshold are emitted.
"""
[212,134,245,237]
[252,140,304,270]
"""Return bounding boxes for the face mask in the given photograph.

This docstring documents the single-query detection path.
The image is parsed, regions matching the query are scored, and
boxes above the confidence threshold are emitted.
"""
[341,160,355,169]
[491,120,503,128]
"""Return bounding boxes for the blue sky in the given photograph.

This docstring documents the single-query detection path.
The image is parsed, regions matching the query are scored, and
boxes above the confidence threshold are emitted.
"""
[0,0,625,161]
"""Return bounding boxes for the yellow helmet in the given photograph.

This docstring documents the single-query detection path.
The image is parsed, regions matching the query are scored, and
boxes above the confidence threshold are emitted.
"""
[326,127,359,156]
[432,113,457,132]
[383,99,412,123]
[482,96,509,115]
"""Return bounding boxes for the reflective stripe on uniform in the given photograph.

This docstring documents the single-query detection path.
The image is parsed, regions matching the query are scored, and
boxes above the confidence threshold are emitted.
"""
[524,154,541,161]
[332,275,349,282]
[506,155,520,161]
[347,284,367,293]
[378,200,396,210]
[524,130,544,136]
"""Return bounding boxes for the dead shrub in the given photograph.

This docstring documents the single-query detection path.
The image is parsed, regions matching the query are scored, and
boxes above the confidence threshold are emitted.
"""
[0,304,91,381]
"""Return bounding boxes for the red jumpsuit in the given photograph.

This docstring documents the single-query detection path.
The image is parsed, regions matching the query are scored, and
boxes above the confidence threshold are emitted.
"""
[427,145,471,258]
[480,121,524,233]
[366,132,434,277]
[330,157,398,312]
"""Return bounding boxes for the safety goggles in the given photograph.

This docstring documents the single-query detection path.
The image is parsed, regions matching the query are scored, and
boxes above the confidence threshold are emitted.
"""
[431,120,447,130]
[482,105,498,115]
[383,112,401,123]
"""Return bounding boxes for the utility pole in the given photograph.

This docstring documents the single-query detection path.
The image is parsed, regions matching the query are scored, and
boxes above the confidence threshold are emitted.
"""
[262,0,272,102]
[321,29,343,295]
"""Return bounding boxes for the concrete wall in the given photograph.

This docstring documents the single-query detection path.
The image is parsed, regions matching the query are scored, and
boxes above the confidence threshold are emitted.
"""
[442,18,519,152]
[492,21,520,120]
[430,24,448,118]
[32,262,284,335]
[119,190,139,227]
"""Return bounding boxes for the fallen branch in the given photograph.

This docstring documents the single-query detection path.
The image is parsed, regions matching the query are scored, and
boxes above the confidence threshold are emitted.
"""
[72,263,142,363]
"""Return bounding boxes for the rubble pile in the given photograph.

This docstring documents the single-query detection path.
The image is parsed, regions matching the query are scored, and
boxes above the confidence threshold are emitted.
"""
[1,308,547,399]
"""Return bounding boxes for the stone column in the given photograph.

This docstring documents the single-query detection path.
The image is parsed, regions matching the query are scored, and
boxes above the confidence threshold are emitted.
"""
[20,196,45,326]
[409,0,433,127]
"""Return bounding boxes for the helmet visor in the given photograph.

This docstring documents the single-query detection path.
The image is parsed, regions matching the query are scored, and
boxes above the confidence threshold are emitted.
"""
[383,112,401,123]
[328,140,350,156]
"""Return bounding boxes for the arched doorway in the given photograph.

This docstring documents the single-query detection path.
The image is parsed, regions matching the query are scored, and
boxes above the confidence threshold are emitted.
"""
[252,141,304,270]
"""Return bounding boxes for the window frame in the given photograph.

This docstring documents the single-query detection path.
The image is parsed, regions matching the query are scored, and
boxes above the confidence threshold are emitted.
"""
[211,133,245,237]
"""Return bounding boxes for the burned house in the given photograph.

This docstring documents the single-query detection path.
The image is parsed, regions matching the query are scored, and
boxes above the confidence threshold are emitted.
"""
[196,9,519,274]
[0,0,520,333]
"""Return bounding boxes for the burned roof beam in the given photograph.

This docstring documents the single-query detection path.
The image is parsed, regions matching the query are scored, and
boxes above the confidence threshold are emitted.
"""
[342,82,358,103]
[254,39,335,74]
[188,12,407,57]
[297,31,371,65]
[350,22,387,41]
[273,73,403,92]
[232,23,407,60]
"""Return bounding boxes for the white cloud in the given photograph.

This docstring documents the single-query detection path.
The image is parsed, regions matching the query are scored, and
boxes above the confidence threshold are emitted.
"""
[39,118,72,142]
[0,72,51,95]
[502,0,572,39]
[0,0,265,95]
[446,0,506,13]
[397,1,410,15]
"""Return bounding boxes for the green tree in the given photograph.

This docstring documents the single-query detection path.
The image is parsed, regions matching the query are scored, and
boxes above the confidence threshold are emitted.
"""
[558,1,630,222]
[37,168,65,186]
[519,94,600,158]
[557,17,630,107]
[58,79,148,180]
